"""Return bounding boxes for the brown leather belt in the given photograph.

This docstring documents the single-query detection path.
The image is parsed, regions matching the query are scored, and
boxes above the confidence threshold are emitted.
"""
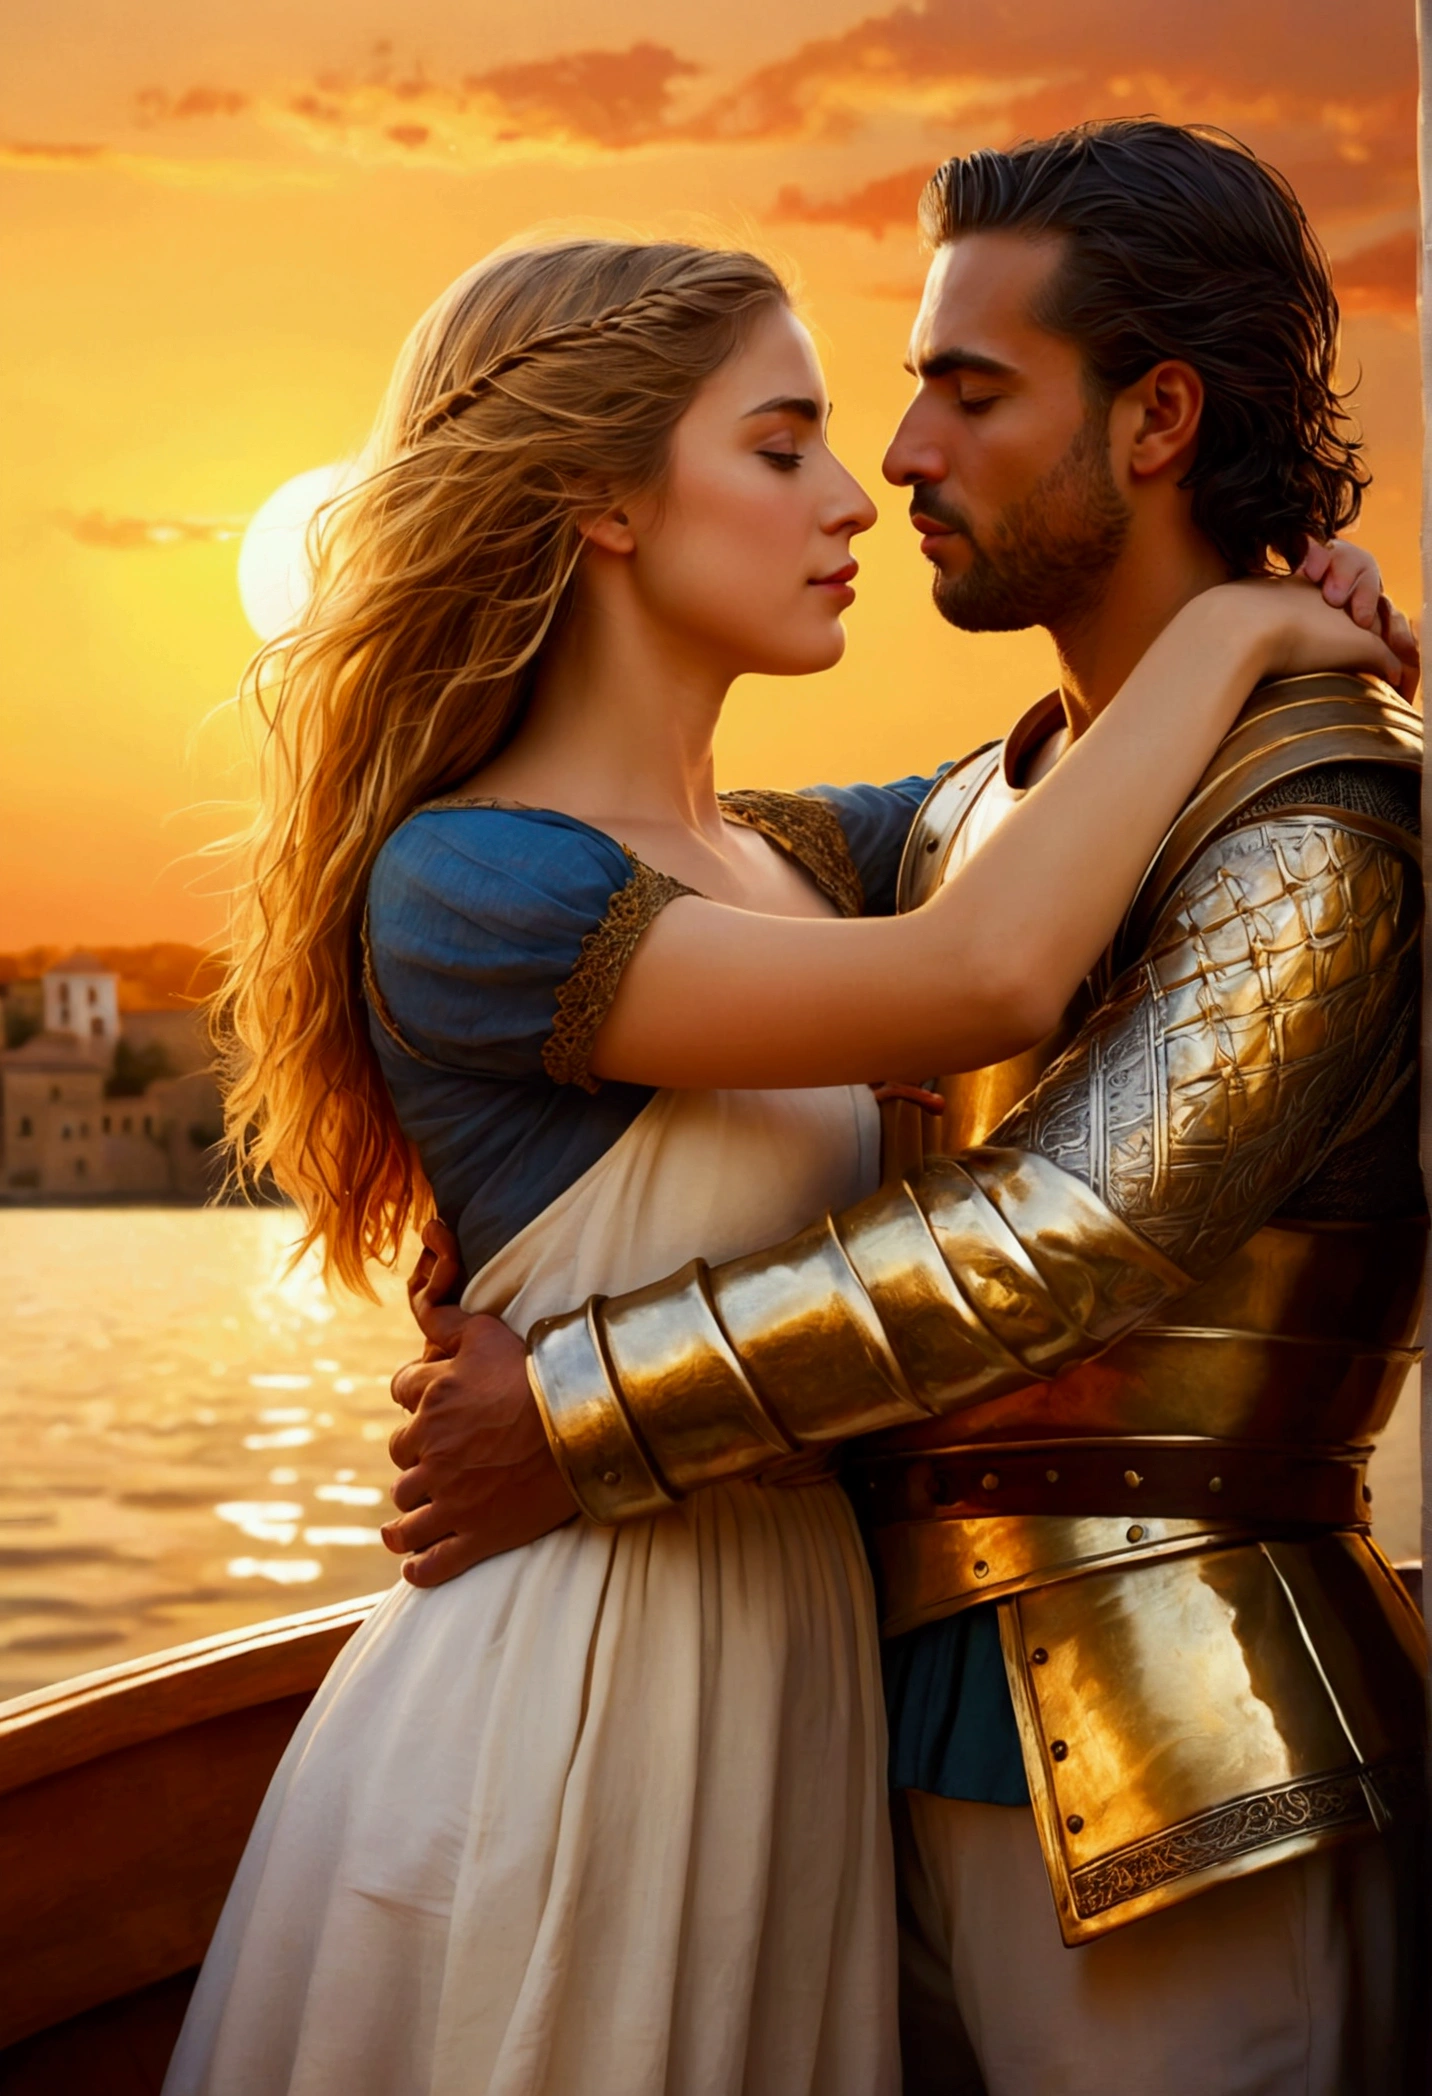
[852,1440,1372,1531]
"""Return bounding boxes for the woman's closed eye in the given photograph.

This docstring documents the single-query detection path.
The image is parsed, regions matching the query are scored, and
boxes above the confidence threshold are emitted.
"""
[757,447,804,471]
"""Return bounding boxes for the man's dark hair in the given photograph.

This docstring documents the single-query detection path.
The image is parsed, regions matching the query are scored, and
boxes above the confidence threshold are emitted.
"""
[919,120,1366,574]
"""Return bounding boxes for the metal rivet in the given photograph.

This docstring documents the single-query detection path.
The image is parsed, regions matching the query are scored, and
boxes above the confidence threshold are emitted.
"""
[981,1471,1001,1491]
[1045,1467,1059,1484]
[1363,1484,1373,1503]
[1066,1813,1084,1833]
[1127,1524,1145,1544]
[1030,1647,1049,1666]
[924,836,939,853]
[1208,1476,1223,1493]
[1050,1739,1069,1761]
[973,1559,990,1579]
[1124,1469,1143,1489]
[601,1470,620,1486]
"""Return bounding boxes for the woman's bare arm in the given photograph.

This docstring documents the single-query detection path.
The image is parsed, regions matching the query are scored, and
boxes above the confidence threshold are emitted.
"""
[589,577,1403,1090]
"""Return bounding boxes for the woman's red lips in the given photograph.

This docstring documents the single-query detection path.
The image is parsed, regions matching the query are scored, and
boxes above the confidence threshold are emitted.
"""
[812,560,859,586]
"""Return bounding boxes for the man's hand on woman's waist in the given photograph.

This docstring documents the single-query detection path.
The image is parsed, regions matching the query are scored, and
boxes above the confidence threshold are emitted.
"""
[384,1221,577,1586]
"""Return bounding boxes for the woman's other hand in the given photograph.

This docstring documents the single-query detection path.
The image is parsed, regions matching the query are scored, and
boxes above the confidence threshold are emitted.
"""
[1297,538,1419,699]
[1221,573,1403,690]
[406,1216,466,1358]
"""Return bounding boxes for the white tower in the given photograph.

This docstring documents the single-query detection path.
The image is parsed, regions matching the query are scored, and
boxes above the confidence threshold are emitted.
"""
[42,954,120,1062]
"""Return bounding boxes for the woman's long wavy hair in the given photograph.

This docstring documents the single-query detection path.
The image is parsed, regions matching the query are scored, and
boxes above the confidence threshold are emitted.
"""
[216,238,787,1293]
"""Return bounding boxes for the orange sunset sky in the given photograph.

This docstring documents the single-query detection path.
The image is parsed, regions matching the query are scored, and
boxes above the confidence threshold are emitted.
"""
[1,0,1422,948]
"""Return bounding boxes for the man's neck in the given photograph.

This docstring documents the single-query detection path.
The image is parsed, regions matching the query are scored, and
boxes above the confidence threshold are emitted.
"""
[1052,528,1232,741]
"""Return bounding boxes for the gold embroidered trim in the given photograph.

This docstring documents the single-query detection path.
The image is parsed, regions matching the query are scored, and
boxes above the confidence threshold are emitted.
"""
[414,792,522,815]
[543,857,697,1093]
[719,788,864,917]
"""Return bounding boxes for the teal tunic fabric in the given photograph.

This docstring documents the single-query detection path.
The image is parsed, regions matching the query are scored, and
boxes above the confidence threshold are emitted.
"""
[363,768,1023,1806]
[883,1608,1028,1805]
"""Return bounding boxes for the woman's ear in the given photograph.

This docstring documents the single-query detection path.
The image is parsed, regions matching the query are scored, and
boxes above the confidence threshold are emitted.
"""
[1120,360,1204,483]
[579,508,636,556]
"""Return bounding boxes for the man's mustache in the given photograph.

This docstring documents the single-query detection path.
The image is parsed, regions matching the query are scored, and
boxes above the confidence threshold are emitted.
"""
[908,487,975,538]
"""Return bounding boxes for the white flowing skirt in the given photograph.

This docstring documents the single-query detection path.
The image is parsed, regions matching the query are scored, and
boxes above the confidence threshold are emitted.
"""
[164,1086,899,2096]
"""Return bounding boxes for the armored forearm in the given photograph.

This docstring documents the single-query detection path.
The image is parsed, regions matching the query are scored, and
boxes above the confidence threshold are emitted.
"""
[527,1150,1189,1520]
[528,808,1420,1523]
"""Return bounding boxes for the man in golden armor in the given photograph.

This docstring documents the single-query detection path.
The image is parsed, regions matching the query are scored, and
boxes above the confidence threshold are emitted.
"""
[386,123,1426,2092]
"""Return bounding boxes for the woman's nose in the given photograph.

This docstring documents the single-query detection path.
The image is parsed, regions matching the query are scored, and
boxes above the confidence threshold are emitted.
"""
[825,467,877,537]
[846,478,879,533]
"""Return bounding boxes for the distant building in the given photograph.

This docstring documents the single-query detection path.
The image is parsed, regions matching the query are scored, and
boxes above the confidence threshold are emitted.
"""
[0,978,43,1049]
[42,954,120,1063]
[118,1004,212,1075]
[0,958,225,1201]
[0,1031,170,1195]
[147,1067,228,1199]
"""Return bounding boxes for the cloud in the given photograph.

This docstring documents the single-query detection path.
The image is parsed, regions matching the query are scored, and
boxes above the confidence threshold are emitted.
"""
[136,86,251,122]
[466,43,703,151]
[0,138,326,189]
[681,10,1044,147]
[864,275,930,302]
[1,140,107,168]
[735,1,1416,258]
[160,40,709,169]
[57,512,246,551]
[772,164,928,239]
[11,3,1417,242]
[700,0,1417,151]
[1334,229,1416,315]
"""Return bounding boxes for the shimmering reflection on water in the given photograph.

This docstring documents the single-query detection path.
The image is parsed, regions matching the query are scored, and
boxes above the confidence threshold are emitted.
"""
[0,1207,417,1700]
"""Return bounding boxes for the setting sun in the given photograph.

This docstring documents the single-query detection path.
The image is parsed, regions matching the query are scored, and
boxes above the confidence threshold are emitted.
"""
[236,462,350,640]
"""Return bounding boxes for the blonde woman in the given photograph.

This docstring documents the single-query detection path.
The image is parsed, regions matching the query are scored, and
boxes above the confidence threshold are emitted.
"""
[168,239,1401,2096]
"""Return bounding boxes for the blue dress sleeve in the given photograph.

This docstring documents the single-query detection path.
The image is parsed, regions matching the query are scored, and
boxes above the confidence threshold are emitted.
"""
[365,806,657,1085]
[806,770,954,915]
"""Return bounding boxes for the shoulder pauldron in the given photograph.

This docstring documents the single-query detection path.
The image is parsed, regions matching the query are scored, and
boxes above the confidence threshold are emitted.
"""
[1117,672,1420,966]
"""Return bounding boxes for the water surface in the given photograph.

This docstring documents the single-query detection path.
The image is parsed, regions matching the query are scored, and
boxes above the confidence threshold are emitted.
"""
[0,1208,416,1700]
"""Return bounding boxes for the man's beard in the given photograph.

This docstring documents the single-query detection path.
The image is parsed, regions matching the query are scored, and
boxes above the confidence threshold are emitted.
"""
[921,412,1132,634]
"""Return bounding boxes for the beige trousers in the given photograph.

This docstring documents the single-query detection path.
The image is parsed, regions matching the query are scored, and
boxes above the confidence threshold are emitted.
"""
[896,1791,1419,2096]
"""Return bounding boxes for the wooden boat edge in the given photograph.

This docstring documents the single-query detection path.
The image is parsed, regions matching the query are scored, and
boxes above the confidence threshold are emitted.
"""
[0,1591,387,1798]
[0,1563,1422,2070]
[0,1593,384,2051]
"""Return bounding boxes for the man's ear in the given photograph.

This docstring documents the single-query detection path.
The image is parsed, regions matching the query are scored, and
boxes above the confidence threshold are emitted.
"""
[1121,360,1203,483]
[579,507,636,556]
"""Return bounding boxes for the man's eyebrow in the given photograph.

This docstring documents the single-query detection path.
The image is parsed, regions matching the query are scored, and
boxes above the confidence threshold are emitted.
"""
[905,348,1017,382]
[742,394,823,421]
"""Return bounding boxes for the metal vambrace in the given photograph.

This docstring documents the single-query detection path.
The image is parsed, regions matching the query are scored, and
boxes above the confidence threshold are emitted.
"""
[525,1150,1189,1522]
